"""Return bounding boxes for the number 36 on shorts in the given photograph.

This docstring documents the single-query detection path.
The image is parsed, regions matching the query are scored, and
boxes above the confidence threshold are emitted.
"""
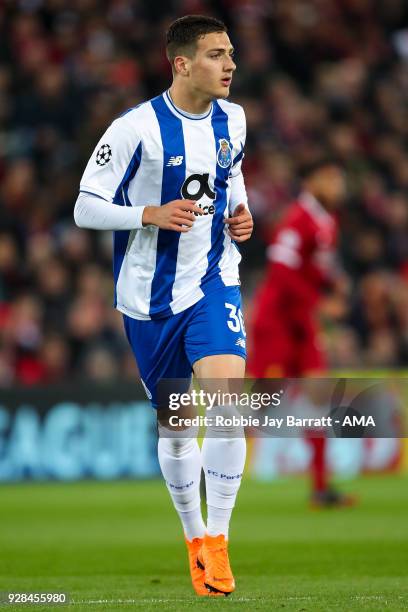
[225,302,246,337]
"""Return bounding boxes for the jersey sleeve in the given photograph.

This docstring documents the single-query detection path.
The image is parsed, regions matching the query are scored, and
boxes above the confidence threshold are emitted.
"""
[267,207,334,307]
[229,171,248,212]
[230,106,246,179]
[74,191,146,230]
[80,114,141,203]
[266,221,319,308]
[229,106,248,213]
[267,227,303,268]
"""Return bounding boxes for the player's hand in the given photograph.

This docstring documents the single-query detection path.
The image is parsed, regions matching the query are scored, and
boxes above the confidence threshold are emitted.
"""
[224,203,253,242]
[142,200,203,231]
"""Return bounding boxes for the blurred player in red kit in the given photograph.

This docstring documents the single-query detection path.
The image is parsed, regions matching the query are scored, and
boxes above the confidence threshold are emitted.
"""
[248,158,356,507]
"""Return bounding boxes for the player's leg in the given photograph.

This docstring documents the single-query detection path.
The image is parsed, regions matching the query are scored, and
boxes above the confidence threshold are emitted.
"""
[185,286,247,595]
[297,320,357,507]
[157,406,208,595]
[292,316,331,503]
[157,413,206,542]
[195,353,246,536]
[301,385,357,508]
[194,354,246,595]
[123,313,207,595]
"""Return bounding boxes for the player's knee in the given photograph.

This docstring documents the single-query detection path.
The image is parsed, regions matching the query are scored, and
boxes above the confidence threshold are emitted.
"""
[206,405,244,438]
[158,424,198,457]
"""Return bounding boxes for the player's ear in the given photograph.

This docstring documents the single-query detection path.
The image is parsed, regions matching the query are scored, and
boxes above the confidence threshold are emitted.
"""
[173,55,190,77]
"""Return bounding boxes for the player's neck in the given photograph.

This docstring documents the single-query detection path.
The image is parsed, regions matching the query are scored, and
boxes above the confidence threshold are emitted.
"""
[168,83,212,115]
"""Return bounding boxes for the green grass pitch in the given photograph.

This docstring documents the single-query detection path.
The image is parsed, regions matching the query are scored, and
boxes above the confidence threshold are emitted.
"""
[1,474,407,611]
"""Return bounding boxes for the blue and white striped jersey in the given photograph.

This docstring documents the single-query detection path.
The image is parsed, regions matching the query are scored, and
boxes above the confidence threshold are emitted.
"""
[80,90,247,320]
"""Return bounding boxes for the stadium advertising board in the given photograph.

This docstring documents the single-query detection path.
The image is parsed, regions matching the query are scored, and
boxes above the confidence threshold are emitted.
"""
[0,383,159,481]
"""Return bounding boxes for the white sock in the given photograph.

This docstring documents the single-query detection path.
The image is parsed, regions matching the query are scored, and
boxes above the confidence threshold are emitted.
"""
[201,406,246,539]
[158,425,206,541]
[178,507,206,541]
[207,505,233,538]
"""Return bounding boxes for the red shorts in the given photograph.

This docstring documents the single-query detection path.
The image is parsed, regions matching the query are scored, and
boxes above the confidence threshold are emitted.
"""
[247,313,326,378]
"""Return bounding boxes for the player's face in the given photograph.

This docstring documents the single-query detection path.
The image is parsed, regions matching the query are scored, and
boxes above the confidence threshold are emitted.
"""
[189,32,236,100]
[311,166,346,210]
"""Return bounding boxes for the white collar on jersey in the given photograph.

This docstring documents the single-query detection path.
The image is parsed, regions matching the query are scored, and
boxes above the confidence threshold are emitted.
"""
[299,191,335,224]
[164,90,213,120]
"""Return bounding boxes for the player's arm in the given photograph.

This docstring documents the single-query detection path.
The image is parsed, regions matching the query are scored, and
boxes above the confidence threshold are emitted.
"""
[267,226,317,305]
[75,114,202,232]
[224,200,253,242]
[142,201,203,231]
[74,192,203,232]
[225,166,253,242]
[225,169,253,242]
[224,108,253,242]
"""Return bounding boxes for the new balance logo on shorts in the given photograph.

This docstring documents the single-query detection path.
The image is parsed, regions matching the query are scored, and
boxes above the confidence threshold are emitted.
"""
[140,378,152,399]
[166,155,184,166]
[235,338,246,348]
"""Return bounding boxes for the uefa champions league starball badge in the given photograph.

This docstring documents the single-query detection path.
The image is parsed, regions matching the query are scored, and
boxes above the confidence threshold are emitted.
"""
[95,143,112,166]
[217,138,232,168]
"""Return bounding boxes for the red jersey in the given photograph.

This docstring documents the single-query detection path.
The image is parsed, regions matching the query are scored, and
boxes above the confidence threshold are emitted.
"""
[249,193,338,377]
[255,192,338,322]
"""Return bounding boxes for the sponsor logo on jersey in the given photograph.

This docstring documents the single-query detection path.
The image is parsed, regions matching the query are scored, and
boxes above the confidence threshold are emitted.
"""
[166,155,184,166]
[181,173,216,215]
[217,138,232,169]
[192,201,216,216]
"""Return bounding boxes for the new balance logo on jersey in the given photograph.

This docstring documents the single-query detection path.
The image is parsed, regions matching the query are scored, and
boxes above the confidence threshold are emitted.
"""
[235,338,246,348]
[166,155,184,166]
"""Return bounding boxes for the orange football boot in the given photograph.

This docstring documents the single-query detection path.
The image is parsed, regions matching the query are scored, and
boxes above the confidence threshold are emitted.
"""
[185,537,208,596]
[197,533,235,595]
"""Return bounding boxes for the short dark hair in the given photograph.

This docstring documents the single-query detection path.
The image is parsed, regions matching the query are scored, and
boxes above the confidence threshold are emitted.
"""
[298,156,343,180]
[166,15,227,66]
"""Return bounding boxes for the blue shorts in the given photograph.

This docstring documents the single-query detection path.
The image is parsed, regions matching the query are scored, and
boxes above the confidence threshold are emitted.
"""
[123,285,246,408]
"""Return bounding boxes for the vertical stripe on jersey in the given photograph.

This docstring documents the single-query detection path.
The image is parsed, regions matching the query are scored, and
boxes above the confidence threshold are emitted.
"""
[149,96,186,318]
[112,141,142,306]
[200,100,230,294]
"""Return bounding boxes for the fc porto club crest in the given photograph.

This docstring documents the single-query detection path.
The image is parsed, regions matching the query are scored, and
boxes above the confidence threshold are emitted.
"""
[217,138,232,169]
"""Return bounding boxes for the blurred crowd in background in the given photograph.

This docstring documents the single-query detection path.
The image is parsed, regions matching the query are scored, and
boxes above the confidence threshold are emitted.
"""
[1,0,408,386]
